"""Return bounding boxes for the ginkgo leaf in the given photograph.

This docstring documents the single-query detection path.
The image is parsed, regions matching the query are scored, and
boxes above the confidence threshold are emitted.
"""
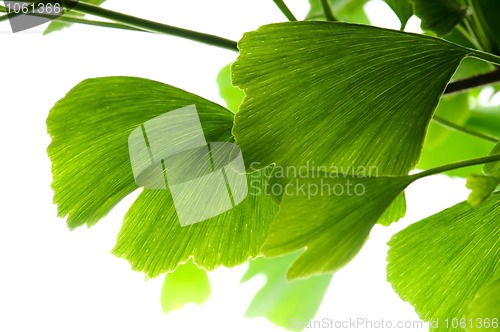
[44,0,107,35]
[465,279,500,332]
[47,76,278,276]
[387,194,500,331]
[216,64,244,113]
[232,22,472,178]
[384,0,413,30]
[261,173,412,279]
[417,92,495,178]
[47,76,234,229]
[161,259,211,313]
[112,168,277,277]
[466,143,500,205]
[417,130,494,177]
[241,254,332,331]
[410,0,471,36]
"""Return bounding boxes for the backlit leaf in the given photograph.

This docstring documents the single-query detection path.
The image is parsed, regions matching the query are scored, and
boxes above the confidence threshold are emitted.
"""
[241,254,332,331]
[262,173,412,279]
[47,76,234,229]
[44,0,107,35]
[161,260,211,313]
[112,168,277,277]
[216,64,244,113]
[384,0,413,30]
[465,279,500,332]
[410,0,470,36]
[232,22,470,178]
[466,143,500,205]
[306,0,370,24]
[466,175,500,205]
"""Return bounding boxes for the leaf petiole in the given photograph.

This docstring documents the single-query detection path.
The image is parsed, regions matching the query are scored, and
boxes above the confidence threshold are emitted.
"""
[412,153,500,180]
[272,0,297,21]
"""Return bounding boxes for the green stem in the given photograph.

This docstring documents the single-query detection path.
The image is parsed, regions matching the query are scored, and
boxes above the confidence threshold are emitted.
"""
[432,115,499,143]
[470,49,500,66]
[0,0,46,22]
[320,0,336,21]
[70,1,238,51]
[50,15,146,32]
[412,154,500,180]
[0,0,238,51]
[0,5,6,13]
[272,0,297,21]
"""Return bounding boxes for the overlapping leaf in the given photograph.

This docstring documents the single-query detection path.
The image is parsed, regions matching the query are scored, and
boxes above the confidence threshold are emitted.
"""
[216,64,244,113]
[410,0,470,36]
[262,173,412,279]
[465,279,500,332]
[47,76,278,276]
[473,0,500,54]
[384,0,413,30]
[44,0,107,35]
[306,0,369,24]
[241,254,332,331]
[232,22,470,178]
[161,260,211,313]
[387,194,500,331]
[466,143,500,205]
[416,92,495,178]
[217,64,333,330]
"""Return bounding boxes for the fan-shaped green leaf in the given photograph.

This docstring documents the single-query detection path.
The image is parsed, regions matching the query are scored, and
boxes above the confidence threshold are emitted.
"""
[387,194,500,331]
[262,173,412,279]
[242,254,332,331]
[306,0,369,24]
[44,0,107,35]
[466,175,500,205]
[410,0,470,36]
[112,168,277,277]
[161,259,211,313]
[47,76,278,276]
[466,143,500,205]
[217,64,244,113]
[385,0,413,30]
[232,22,470,178]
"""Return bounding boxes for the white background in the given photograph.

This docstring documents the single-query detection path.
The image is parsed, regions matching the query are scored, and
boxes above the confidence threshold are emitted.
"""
[0,1,473,331]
